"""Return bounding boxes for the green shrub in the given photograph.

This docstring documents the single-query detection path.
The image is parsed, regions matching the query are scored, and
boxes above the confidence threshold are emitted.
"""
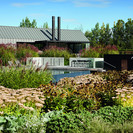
[112,121,133,133]
[0,66,52,89]
[0,44,16,66]
[46,111,91,133]
[64,95,95,112]
[43,96,95,113]
[0,115,26,133]
[98,92,119,107]
[41,46,75,65]
[1,110,133,133]
[88,117,113,133]
[0,43,39,66]
[80,45,119,58]
[0,112,46,133]
[107,50,119,54]
[85,116,133,133]
[42,96,66,112]
[80,48,100,57]
[19,113,46,133]
[16,43,39,64]
[95,106,133,124]
[41,70,133,112]
[41,83,96,112]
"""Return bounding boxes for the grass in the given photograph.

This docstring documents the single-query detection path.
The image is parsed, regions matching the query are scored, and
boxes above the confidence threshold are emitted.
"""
[0,65,52,89]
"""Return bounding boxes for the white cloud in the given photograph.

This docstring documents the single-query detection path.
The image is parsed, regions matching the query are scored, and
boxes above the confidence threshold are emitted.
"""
[12,2,42,7]
[48,0,111,7]
[73,0,111,7]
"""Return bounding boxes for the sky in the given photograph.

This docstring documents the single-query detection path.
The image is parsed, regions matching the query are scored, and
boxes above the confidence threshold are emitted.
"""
[0,0,133,32]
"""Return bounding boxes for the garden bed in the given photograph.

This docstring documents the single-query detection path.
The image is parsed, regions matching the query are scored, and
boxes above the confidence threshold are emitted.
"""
[0,70,133,133]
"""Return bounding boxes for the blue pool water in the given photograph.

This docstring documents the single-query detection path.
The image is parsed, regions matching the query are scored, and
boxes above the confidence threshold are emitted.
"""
[51,70,90,83]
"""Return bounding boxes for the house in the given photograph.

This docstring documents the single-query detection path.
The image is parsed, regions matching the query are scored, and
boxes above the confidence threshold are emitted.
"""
[0,16,89,53]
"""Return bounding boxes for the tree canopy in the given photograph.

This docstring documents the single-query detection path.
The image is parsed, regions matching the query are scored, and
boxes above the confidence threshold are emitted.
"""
[20,17,49,29]
[20,17,37,28]
[85,18,133,49]
[43,22,49,29]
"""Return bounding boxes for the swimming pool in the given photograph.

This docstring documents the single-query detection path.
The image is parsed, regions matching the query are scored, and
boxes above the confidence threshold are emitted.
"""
[50,70,90,83]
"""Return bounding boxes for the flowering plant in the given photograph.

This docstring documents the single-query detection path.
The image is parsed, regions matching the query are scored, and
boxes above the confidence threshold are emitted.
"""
[41,46,75,65]
[16,43,39,64]
[0,44,16,66]
[112,87,133,107]
[80,45,119,58]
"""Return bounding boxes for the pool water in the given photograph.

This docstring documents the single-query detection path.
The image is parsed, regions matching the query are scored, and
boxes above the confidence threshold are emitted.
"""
[49,70,81,75]
[50,70,90,83]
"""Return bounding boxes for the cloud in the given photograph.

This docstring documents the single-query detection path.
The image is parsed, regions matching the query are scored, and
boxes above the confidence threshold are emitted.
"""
[48,0,111,7]
[12,2,42,7]
[73,0,111,7]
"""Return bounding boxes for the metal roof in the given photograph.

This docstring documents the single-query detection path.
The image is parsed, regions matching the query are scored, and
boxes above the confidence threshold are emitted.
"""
[0,26,89,44]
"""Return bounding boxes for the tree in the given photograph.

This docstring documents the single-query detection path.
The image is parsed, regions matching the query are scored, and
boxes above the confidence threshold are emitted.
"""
[85,30,90,38]
[99,23,106,45]
[113,20,125,49]
[85,18,133,49]
[105,24,113,45]
[43,22,49,29]
[31,19,37,28]
[20,17,37,28]
[99,23,112,46]
[85,23,100,47]
[125,18,133,49]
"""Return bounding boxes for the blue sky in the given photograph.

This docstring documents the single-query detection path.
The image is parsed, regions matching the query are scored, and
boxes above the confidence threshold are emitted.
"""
[0,0,133,32]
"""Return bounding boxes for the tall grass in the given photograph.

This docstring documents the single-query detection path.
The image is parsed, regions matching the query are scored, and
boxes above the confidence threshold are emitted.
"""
[80,45,119,58]
[16,43,39,64]
[41,46,75,65]
[0,43,39,65]
[0,44,16,66]
[0,66,52,89]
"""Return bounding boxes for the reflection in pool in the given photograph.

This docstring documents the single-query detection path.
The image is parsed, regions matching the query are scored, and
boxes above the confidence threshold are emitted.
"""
[49,70,82,75]
[49,70,91,83]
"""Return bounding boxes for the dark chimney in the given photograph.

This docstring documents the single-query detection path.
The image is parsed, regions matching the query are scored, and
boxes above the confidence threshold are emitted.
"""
[52,16,55,41]
[58,16,61,41]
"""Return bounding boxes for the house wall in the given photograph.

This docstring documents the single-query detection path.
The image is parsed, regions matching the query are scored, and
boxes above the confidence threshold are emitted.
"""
[37,42,83,53]
[68,43,82,53]
[48,42,68,48]
[0,38,83,54]
[0,39,36,44]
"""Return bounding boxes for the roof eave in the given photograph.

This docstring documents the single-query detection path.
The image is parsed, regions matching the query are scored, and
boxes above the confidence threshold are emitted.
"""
[35,40,90,43]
